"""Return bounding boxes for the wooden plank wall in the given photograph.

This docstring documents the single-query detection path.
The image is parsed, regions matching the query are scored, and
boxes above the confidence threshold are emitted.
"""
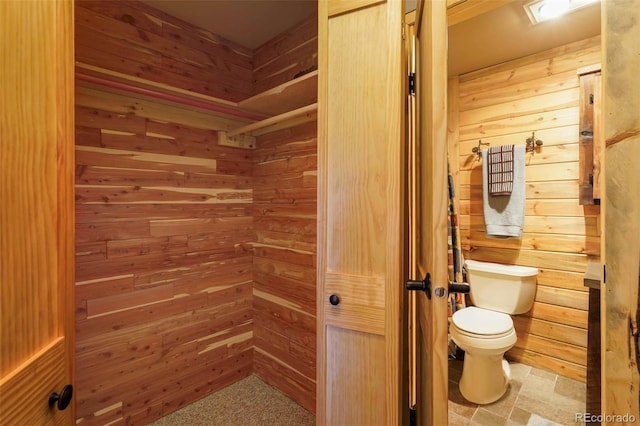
[250,17,319,414]
[449,36,601,382]
[253,13,318,94]
[75,0,253,102]
[74,2,256,424]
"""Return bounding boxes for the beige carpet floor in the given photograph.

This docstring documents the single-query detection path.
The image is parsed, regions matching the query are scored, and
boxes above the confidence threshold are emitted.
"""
[149,375,315,426]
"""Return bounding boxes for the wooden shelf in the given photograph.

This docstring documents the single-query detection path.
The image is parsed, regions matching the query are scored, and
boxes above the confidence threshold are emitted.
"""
[227,103,317,137]
[75,62,264,122]
[76,62,318,147]
[238,70,317,116]
[225,70,318,138]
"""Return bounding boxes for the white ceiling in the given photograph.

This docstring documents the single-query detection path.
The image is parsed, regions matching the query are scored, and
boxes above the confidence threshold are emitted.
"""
[141,0,600,75]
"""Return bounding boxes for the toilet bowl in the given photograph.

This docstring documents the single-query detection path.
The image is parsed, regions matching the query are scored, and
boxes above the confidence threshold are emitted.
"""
[450,307,517,404]
[450,260,538,404]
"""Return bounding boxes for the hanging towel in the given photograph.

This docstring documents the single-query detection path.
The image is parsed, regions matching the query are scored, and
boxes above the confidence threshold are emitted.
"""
[487,145,515,196]
[482,145,525,238]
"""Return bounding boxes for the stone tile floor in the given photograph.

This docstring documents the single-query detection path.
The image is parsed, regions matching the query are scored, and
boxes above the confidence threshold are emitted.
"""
[448,358,587,426]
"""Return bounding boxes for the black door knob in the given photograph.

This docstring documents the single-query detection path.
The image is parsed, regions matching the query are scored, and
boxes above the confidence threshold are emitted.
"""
[329,294,340,305]
[406,272,432,299]
[448,281,470,294]
[49,384,73,411]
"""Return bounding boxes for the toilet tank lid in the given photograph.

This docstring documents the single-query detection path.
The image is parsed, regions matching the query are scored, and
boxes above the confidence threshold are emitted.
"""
[465,259,538,277]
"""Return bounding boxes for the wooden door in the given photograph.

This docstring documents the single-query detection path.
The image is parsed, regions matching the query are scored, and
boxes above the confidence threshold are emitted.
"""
[317,0,405,424]
[409,0,449,424]
[0,0,75,424]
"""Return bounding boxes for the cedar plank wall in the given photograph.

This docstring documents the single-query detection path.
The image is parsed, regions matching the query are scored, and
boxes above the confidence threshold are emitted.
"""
[251,14,318,413]
[75,1,255,424]
[253,14,319,93]
[449,36,601,382]
[75,0,252,102]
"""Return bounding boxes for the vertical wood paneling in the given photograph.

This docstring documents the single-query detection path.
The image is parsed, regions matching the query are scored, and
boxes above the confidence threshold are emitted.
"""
[602,0,640,420]
[450,36,601,382]
[74,3,255,425]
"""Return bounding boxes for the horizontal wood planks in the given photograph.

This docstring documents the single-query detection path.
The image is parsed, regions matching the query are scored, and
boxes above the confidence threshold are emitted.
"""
[75,0,253,102]
[75,3,318,423]
[75,2,256,424]
[251,102,318,414]
[253,13,318,95]
[75,99,256,424]
[450,36,601,382]
[249,14,318,413]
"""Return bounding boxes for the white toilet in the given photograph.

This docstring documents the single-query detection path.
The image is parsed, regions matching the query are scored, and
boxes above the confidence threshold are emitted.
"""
[450,259,538,404]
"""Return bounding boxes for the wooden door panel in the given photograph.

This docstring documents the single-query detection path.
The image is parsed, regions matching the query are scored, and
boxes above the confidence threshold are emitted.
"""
[325,6,388,278]
[0,0,74,424]
[324,273,385,335]
[326,328,386,424]
[318,0,404,424]
[1,340,68,424]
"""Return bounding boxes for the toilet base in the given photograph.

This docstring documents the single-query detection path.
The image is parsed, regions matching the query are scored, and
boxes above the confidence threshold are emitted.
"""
[459,353,511,404]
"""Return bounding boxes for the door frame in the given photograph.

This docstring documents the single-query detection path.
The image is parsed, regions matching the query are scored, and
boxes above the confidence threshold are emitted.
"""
[408,1,450,424]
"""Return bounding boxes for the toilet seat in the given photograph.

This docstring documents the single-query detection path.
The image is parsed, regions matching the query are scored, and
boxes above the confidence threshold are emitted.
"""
[451,324,514,340]
[452,306,513,337]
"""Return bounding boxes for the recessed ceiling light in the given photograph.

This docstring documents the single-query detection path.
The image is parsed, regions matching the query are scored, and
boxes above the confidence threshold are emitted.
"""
[524,0,599,24]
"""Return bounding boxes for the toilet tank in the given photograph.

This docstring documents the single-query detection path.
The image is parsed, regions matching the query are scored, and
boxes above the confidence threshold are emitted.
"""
[465,259,538,315]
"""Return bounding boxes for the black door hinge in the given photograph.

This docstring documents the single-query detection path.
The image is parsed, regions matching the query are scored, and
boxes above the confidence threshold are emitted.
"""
[409,73,415,95]
[589,93,594,104]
